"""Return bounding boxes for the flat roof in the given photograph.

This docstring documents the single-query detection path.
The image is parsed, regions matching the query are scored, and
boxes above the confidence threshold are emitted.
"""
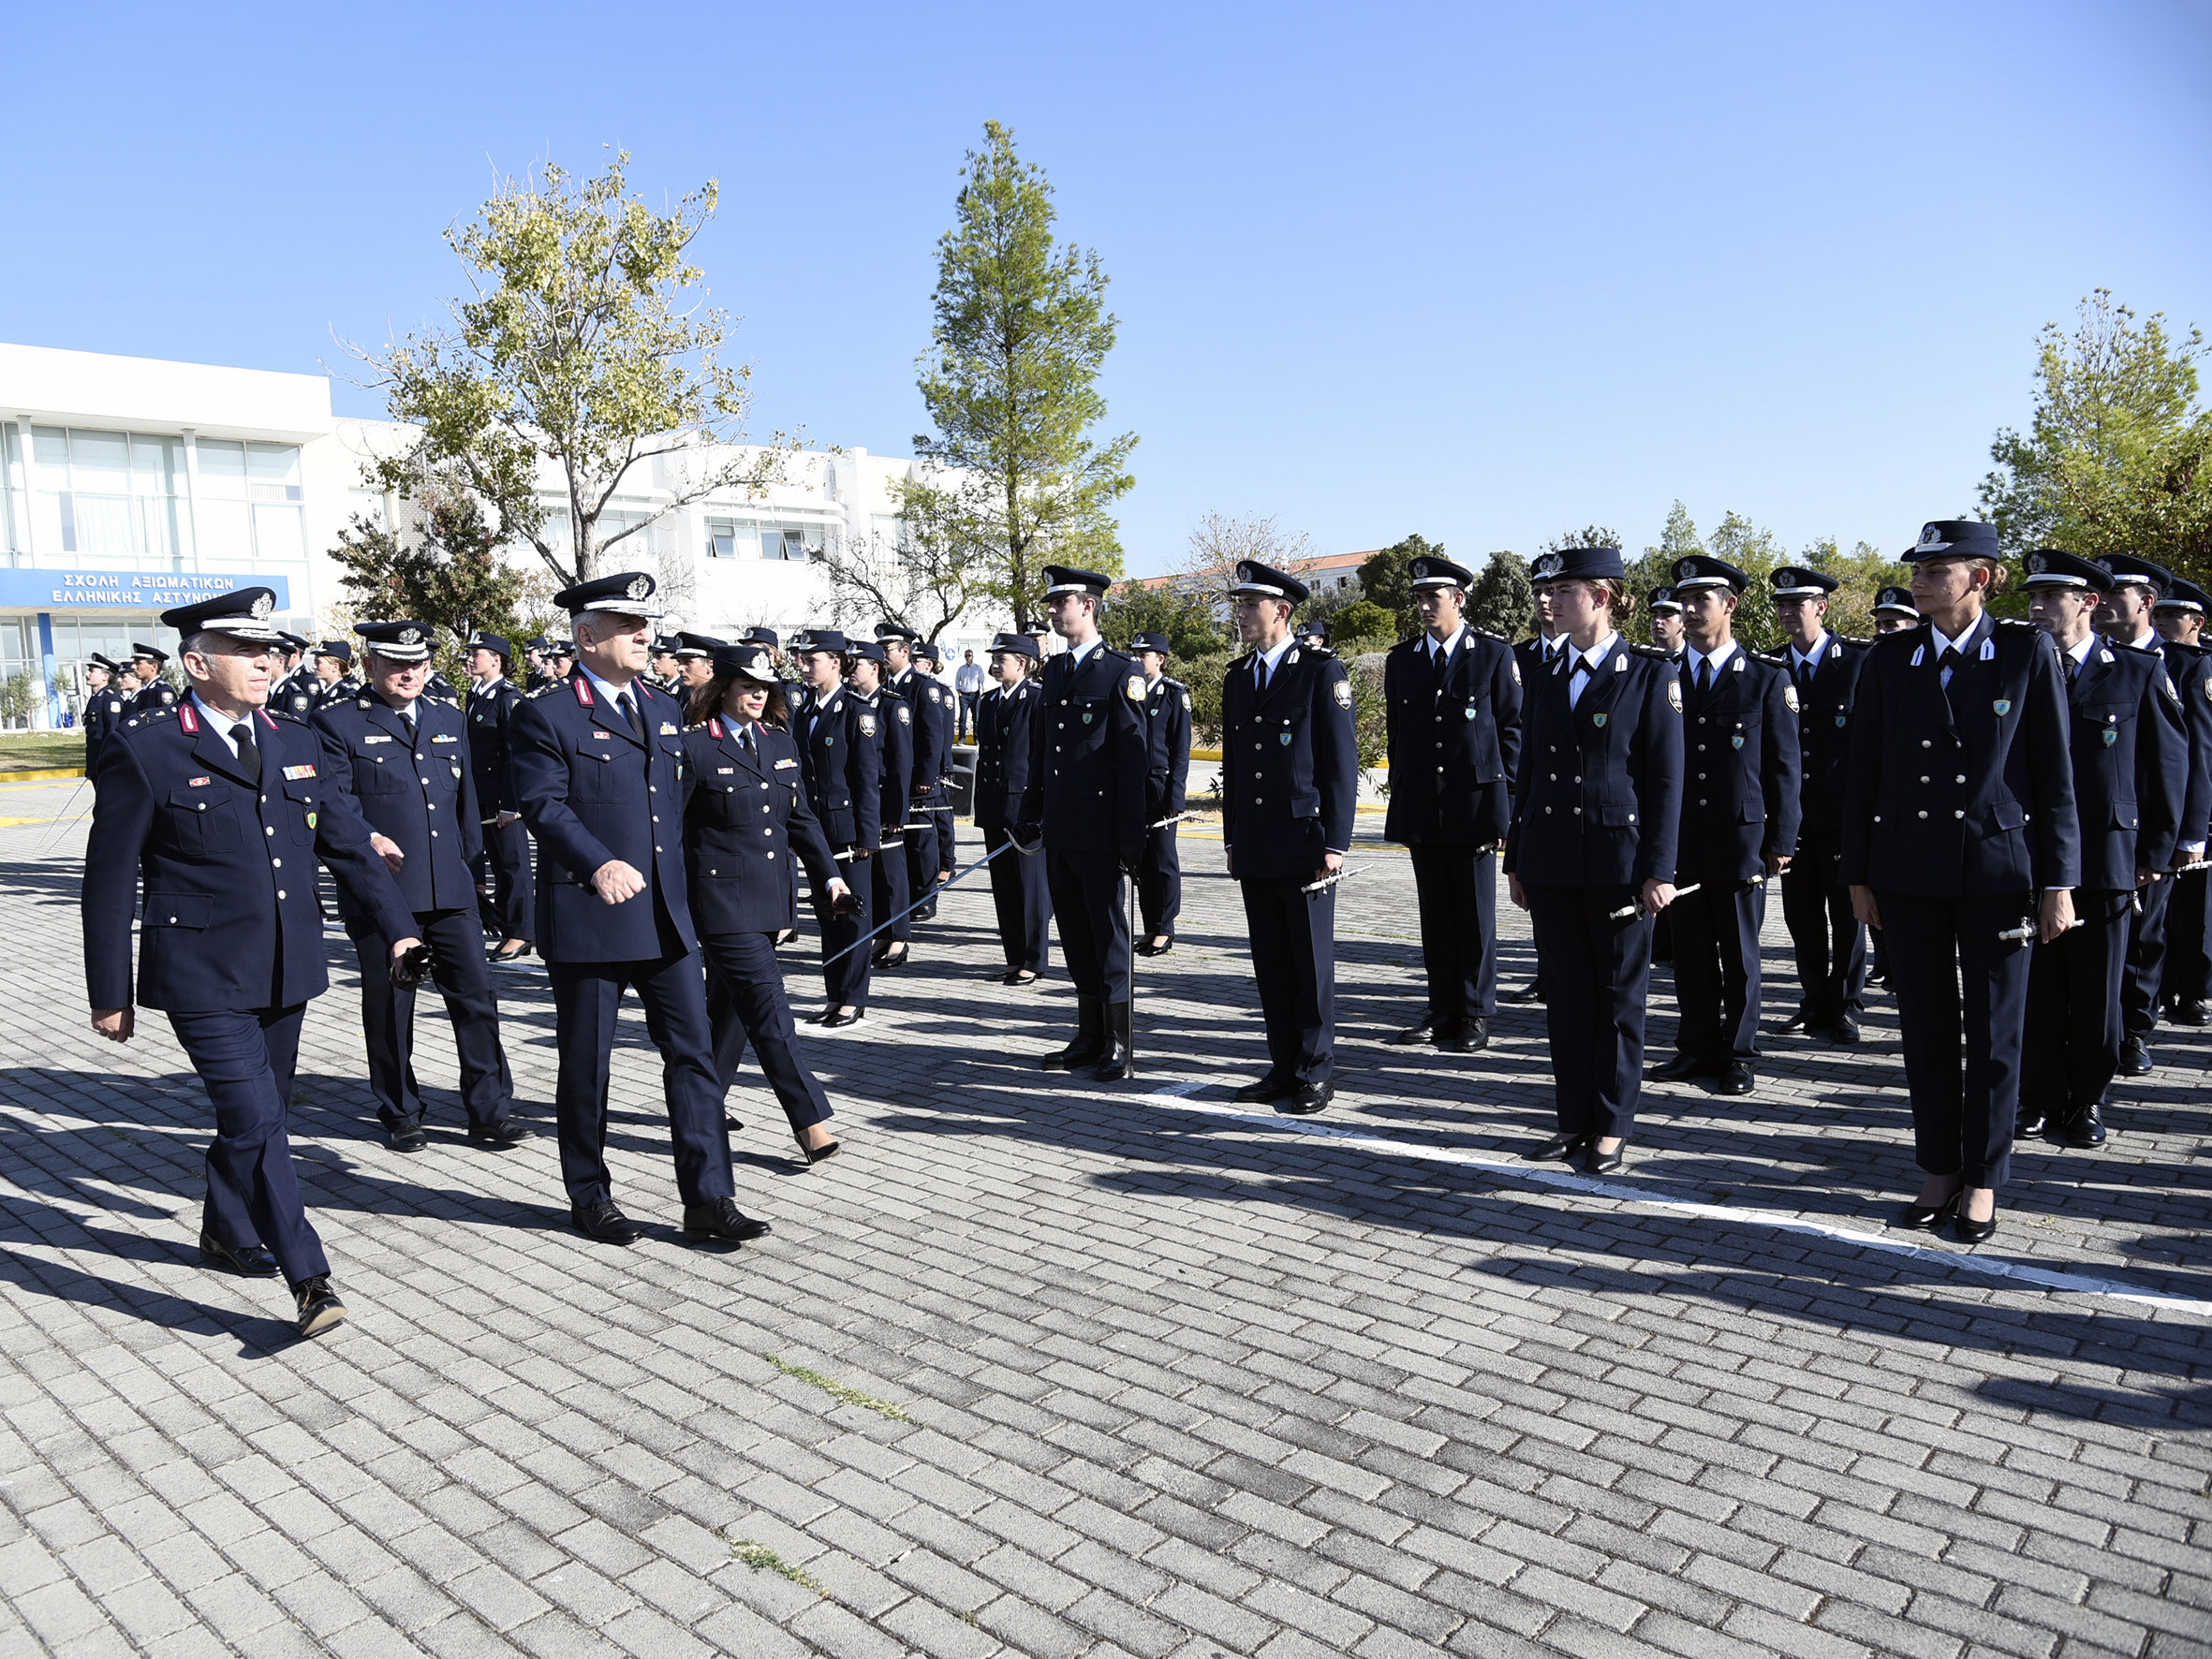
[0,342,333,444]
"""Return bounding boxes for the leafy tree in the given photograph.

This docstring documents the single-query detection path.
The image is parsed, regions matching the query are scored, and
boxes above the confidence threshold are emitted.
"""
[1628,500,1706,596]
[1327,600,1398,646]
[1465,551,1534,640]
[909,121,1137,629]
[818,481,997,646]
[1359,533,1444,634]
[1100,581,1231,657]
[351,151,778,588]
[1982,290,2212,580]
[328,464,533,672]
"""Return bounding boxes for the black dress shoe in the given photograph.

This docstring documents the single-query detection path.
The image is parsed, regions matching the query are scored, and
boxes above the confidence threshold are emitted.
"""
[2056,1104,2108,1149]
[2121,1035,2153,1075]
[725,1114,746,1132]
[292,1275,347,1338]
[1831,1014,1862,1045]
[1434,1020,1473,1054]
[388,1123,428,1153]
[467,1117,529,1150]
[199,1233,279,1278]
[1503,980,1546,1005]
[1776,1008,1810,1035]
[1388,1020,1436,1047]
[1715,1061,1755,1096]
[2014,1109,2046,1140]
[682,1198,772,1243]
[912,903,937,922]
[1002,969,1040,987]
[1458,1018,1490,1051]
[571,1201,640,1246]
[1584,1144,1626,1176]
[2169,998,2211,1027]
[1648,1053,1712,1082]
[1233,1075,1293,1103]
[872,946,909,969]
[1523,1133,1586,1163]
[804,1006,837,1026]
[820,1009,866,1028]
[1896,1195,1958,1231]
[1952,1205,1998,1245]
[1278,1081,1333,1116]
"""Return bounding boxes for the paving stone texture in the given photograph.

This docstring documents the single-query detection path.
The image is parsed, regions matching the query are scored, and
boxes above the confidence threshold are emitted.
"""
[1,772,2208,1657]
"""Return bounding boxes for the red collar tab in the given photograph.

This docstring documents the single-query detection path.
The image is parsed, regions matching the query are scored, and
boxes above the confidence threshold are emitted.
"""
[708,718,723,739]
[179,703,199,733]
[258,709,278,730]
[572,675,594,706]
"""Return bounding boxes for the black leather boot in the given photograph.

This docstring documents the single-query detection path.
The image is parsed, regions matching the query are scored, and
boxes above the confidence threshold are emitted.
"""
[1093,1002,1132,1080]
[1043,994,1106,1070]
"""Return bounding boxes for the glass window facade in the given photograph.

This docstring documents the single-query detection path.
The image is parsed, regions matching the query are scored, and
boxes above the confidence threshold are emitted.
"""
[704,516,824,560]
[10,429,305,569]
[194,437,304,565]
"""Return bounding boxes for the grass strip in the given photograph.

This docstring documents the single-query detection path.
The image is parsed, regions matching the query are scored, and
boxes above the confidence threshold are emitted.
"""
[725,1536,823,1593]
[766,1354,912,1421]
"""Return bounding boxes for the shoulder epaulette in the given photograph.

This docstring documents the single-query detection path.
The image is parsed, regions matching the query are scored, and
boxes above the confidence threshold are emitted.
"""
[1470,627,1510,643]
[1748,650,1790,668]
[1162,677,1186,690]
[1998,617,2037,628]
[1626,643,1674,658]
[527,684,555,698]
[356,697,372,709]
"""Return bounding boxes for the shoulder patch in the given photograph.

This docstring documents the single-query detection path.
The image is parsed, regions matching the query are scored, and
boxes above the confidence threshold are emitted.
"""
[1666,677,1684,712]
[1332,678,1353,710]
[896,702,911,725]
[1783,682,1800,712]
[858,712,877,738]
[1182,691,1193,710]
[1127,674,1145,702]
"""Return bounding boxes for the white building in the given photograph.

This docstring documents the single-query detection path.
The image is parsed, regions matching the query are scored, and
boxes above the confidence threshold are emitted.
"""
[0,341,1005,729]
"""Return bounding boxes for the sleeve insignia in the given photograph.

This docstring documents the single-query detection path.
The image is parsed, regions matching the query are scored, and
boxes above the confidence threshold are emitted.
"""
[896,703,911,725]
[1182,691,1193,710]
[1666,678,1684,712]
[1127,675,1146,702]
[858,712,877,737]
[1510,659,1521,684]
[1332,678,1353,710]
[2164,674,2182,702]
[1783,683,1800,712]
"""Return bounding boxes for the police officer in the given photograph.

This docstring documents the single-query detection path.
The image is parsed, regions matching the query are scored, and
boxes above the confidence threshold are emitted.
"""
[308,641,359,712]
[83,586,420,1338]
[976,634,1052,985]
[1862,586,1922,988]
[268,634,319,721]
[648,636,684,697]
[1296,619,1335,656]
[1648,587,1686,659]
[465,632,534,962]
[1647,556,1801,1096]
[1504,547,1684,1174]
[125,644,179,716]
[2018,550,2186,1150]
[1382,555,1523,1051]
[523,637,556,695]
[1844,521,2079,1245]
[684,644,855,1162]
[791,629,881,1023]
[1505,576,1568,1005]
[915,639,960,889]
[2154,577,2212,1026]
[508,571,765,1248]
[671,632,725,713]
[848,640,914,971]
[1131,632,1193,957]
[1769,565,1869,1044]
[1016,567,1148,1079]
[547,640,577,684]
[879,627,950,921]
[81,655,129,775]
[313,623,524,1152]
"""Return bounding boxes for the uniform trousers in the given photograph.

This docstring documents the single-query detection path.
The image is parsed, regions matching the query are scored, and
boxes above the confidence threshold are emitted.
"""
[2121,874,2173,1038]
[872,835,912,947]
[546,952,734,1210]
[2163,868,2211,1009]
[1408,844,1498,1024]
[1240,874,1337,1086]
[475,818,534,941]
[939,805,958,878]
[984,824,1052,971]
[347,908,513,1133]
[1525,883,1650,1141]
[1779,830,1865,1021]
[704,931,833,1131]
[2023,889,2133,1117]
[167,1004,327,1285]
[905,815,939,911]
[1045,848,1131,1000]
[817,863,874,1007]
[1668,879,1766,1064]
[1138,822,1183,938]
[1876,890,2030,1190]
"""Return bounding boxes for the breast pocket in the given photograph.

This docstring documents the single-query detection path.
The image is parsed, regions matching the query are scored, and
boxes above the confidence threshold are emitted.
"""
[165,787,239,857]
[571,739,620,800]
[283,783,318,845]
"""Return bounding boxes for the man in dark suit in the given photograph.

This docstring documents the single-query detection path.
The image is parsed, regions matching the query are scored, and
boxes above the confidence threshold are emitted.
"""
[83,586,420,1337]
[1382,554,1523,1051]
[508,571,765,1248]
[976,634,1052,984]
[465,632,534,961]
[1131,631,1193,957]
[314,622,524,1153]
[1221,562,1360,1113]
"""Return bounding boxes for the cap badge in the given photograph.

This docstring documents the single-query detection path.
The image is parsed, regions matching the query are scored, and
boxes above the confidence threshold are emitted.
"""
[1532,553,1562,580]
[2027,553,2046,575]
[398,626,422,645]
[1674,558,1696,580]
[250,594,273,620]
[1915,523,1948,552]
[627,575,651,600]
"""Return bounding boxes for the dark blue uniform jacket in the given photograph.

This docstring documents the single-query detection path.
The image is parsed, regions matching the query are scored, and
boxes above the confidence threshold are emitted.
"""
[1220,645,1359,881]
[2062,640,2187,890]
[680,717,837,934]
[1383,628,1524,845]
[866,690,914,846]
[1019,644,1149,858]
[313,695,483,917]
[2151,639,2212,847]
[1144,676,1194,820]
[975,682,1040,834]
[1787,634,1868,834]
[1675,646,1803,885]
[466,677,526,816]
[795,685,881,852]
[1505,639,1684,888]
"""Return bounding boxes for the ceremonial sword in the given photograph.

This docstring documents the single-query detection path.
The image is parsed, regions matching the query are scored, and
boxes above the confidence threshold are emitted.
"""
[821,838,1016,965]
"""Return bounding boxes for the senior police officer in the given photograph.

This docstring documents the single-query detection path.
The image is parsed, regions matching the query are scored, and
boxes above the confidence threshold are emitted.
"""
[1845,521,2079,1245]
[508,571,767,1247]
[2154,577,2212,1026]
[791,629,881,1023]
[83,586,421,1337]
[81,655,129,775]
[465,633,534,962]
[1130,632,1193,957]
[313,623,524,1152]
[1221,562,1359,1112]
[2018,550,2187,1150]
[1770,565,1869,1044]
[976,633,1052,985]
[1015,567,1149,1079]
[1382,554,1523,1051]
[125,644,179,716]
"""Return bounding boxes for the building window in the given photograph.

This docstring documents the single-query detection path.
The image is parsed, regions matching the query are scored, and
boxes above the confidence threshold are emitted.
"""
[194,437,304,565]
[29,427,196,565]
[0,426,24,556]
[705,517,824,560]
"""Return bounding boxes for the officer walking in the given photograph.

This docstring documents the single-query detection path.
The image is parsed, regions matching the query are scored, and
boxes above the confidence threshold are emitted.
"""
[1221,563,1359,1112]
[507,571,766,1248]
[1844,521,2079,1245]
[1130,632,1193,957]
[2154,577,2212,1026]
[848,641,914,971]
[465,633,534,962]
[790,630,880,1024]
[81,655,128,775]
[1381,554,1523,1052]
[313,623,524,1152]
[1015,567,1148,1080]
[83,586,421,1337]
[976,634,1052,985]
[1504,547,1684,1174]
[671,633,726,711]
[125,644,179,716]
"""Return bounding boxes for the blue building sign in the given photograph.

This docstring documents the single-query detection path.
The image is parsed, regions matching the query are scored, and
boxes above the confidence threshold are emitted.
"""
[0,569,292,610]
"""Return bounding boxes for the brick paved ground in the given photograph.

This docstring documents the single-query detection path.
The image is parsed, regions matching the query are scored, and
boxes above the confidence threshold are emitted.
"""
[2,771,2208,1658]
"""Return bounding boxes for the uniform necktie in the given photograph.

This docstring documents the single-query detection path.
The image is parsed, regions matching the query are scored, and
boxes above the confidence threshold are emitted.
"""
[1696,658,1713,696]
[1256,658,1269,695]
[1938,646,1962,689]
[617,691,642,738]
[1796,657,1813,698]
[400,711,417,746]
[739,726,754,756]
[231,721,260,785]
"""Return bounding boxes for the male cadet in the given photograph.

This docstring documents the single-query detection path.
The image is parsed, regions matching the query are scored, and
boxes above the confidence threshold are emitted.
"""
[2155,578,2212,1025]
[1505,574,1567,1004]
[268,634,318,721]
[1130,632,1193,957]
[1221,561,1359,1113]
[649,636,684,697]
[81,655,128,775]
[524,637,556,694]
[126,644,179,716]
[915,639,961,887]
[1014,566,1148,1079]
[1648,587,1686,659]
[465,632,534,961]
[1382,554,1523,1051]
[955,647,986,742]
[1297,619,1335,655]
[84,586,420,1337]
[791,629,879,1020]
[1770,565,1870,1043]
[313,623,524,1152]
[878,625,949,920]
[977,633,1051,983]
[671,632,725,715]
[508,571,767,1246]
[2020,550,2186,1149]
[1648,555,1801,1097]
[2098,554,2212,1076]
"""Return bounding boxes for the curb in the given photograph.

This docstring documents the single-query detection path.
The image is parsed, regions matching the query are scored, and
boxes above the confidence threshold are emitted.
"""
[0,768,85,783]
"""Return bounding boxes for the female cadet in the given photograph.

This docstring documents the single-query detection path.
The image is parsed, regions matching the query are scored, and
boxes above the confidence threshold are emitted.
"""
[1845,521,2078,1244]
[1503,546,1684,1174]
[976,632,1052,985]
[684,644,855,1162]
[846,642,915,970]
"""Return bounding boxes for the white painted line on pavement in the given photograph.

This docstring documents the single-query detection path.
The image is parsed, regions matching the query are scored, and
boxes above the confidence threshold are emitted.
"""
[1143,1081,2212,1319]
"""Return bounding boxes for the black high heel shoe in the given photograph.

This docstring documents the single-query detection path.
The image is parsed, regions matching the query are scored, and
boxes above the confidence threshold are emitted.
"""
[1896,1194,1959,1231]
[1951,1202,1998,1245]
[798,1135,841,1165]
[1584,1143,1626,1176]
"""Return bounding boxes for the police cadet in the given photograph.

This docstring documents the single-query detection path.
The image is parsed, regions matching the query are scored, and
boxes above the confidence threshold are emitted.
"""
[976,633,1052,985]
[1844,521,2079,1245]
[1130,632,1193,957]
[83,586,421,1338]
[1648,587,1686,659]
[2154,577,2212,1026]
[125,644,179,716]
[1221,562,1359,1112]
[1504,547,1684,1174]
[1769,565,1869,1044]
[313,623,524,1152]
[648,635,684,697]
[1862,585,1922,987]
[81,655,129,776]
[878,626,949,922]
[848,640,914,971]
[671,632,725,711]
[268,634,318,721]
[683,644,854,1163]
[1382,554,1523,1052]
[523,637,556,694]
[1505,576,1568,1005]
[465,633,534,962]
[2018,550,2186,1150]
[2100,554,2212,1076]
[791,629,881,1024]
[915,639,960,889]
[1014,566,1148,1080]
[508,571,767,1248]
[1296,619,1334,655]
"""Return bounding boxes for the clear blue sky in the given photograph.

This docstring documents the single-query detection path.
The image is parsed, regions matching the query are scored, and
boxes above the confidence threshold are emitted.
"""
[6,1,2207,577]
